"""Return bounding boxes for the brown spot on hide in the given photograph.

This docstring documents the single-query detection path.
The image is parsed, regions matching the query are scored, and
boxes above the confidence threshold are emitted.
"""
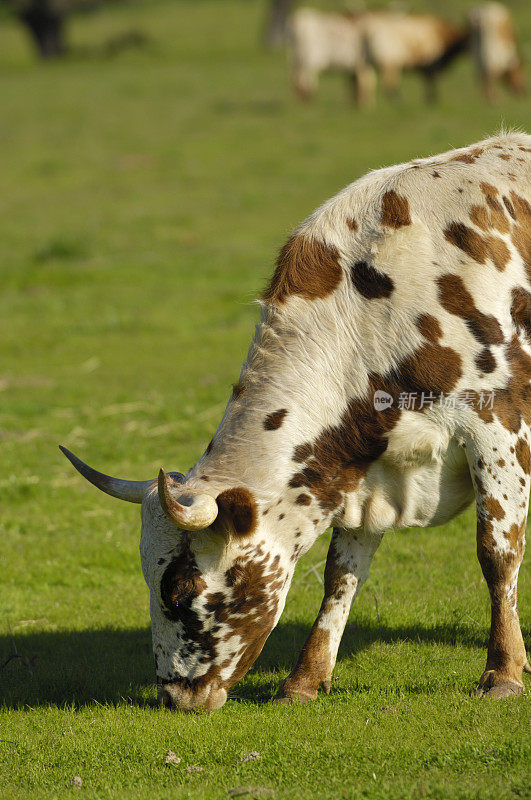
[444,222,510,270]
[484,496,505,521]
[470,205,489,231]
[350,261,394,299]
[475,348,496,374]
[505,522,525,552]
[399,343,462,395]
[472,335,531,432]
[479,183,510,234]
[264,234,342,304]
[295,494,311,506]
[264,408,288,430]
[515,437,530,474]
[215,487,258,536]
[511,287,531,342]
[487,237,511,271]
[381,190,411,228]
[416,313,443,342]
[444,222,487,262]
[450,153,475,164]
[293,442,313,463]
[509,192,531,281]
[503,196,516,220]
[346,217,358,232]
[437,273,504,345]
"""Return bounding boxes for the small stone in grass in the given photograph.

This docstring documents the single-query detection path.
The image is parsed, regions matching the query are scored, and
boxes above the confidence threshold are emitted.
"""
[164,750,181,766]
[71,776,82,789]
[186,765,204,774]
[238,751,261,764]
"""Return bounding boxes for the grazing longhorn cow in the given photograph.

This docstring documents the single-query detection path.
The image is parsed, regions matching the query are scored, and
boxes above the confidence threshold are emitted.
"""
[469,3,525,103]
[61,133,531,710]
[287,8,376,105]
[360,11,470,103]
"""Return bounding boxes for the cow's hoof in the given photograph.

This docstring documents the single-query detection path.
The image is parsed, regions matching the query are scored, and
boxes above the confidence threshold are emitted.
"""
[476,681,523,699]
[474,670,524,698]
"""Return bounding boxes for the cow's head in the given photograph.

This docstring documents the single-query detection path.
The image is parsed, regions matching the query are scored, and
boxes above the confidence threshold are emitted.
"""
[60,447,297,711]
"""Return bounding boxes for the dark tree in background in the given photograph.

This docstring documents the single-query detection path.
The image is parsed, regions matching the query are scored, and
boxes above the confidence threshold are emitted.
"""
[264,0,293,49]
[4,0,72,58]
[3,0,119,59]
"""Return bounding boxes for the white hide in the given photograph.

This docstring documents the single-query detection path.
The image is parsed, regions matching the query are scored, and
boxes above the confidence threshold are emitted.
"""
[137,132,530,705]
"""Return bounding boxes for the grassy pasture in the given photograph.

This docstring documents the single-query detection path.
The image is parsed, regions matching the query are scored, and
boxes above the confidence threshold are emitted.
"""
[1,1,530,798]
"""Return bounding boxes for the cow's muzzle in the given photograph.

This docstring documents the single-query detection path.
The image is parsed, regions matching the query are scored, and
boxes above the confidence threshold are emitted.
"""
[157,679,227,712]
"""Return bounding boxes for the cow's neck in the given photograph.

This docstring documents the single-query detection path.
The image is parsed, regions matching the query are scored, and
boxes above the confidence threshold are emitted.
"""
[189,301,365,521]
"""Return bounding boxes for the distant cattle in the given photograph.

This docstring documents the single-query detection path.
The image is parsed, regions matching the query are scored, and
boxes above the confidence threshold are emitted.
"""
[361,11,470,102]
[63,133,530,710]
[469,2,525,102]
[287,8,376,105]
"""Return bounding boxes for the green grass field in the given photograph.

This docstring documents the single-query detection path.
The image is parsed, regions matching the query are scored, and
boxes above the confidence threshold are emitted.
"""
[1,1,530,798]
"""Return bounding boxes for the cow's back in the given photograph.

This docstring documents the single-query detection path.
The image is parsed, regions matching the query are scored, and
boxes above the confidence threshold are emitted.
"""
[362,12,463,69]
[289,8,364,72]
[290,133,530,397]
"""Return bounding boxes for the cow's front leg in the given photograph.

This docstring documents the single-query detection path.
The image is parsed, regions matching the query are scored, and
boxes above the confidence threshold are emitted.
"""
[468,423,530,698]
[275,526,383,703]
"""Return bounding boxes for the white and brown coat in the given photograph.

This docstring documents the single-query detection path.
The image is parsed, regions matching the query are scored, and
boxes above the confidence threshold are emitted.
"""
[63,133,531,709]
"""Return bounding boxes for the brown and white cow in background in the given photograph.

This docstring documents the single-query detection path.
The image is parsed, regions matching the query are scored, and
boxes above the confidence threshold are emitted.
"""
[62,132,531,710]
[288,7,376,105]
[360,11,470,103]
[288,9,468,105]
[469,2,526,103]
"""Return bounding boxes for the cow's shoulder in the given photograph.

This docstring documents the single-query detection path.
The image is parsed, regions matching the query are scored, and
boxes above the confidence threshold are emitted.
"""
[264,134,530,309]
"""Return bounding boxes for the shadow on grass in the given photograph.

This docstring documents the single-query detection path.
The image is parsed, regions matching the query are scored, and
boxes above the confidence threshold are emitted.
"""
[0,617,501,709]
[231,618,496,703]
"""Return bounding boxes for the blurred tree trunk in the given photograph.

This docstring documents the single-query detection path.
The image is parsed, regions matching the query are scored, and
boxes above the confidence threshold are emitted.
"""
[18,3,66,58]
[264,0,293,49]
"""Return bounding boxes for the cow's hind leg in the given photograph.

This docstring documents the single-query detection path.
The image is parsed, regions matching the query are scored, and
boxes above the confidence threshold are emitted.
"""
[275,527,383,703]
[292,64,318,101]
[349,66,376,107]
[468,423,530,698]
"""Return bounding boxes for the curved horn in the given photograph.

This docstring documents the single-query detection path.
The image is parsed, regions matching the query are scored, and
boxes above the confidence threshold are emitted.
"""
[59,445,154,503]
[158,468,218,531]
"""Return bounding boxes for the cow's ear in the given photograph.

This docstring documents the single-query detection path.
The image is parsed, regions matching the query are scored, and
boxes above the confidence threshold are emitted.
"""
[215,487,258,537]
